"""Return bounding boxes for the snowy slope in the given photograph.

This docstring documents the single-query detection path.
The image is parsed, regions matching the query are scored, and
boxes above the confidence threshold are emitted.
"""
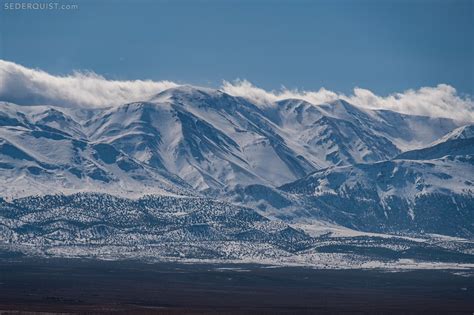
[273,99,460,153]
[1,86,473,265]
[0,87,464,197]
[396,124,474,160]
[0,102,192,198]
[228,157,473,237]
[432,124,474,144]
[226,127,474,238]
[277,157,473,237]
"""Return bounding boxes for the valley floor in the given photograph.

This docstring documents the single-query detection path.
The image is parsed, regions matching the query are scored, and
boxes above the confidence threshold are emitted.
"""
[0,257,473,314]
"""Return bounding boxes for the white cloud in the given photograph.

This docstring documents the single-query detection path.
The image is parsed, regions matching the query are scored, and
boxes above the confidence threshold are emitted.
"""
[0,60,178,108]
[222,80,474,122]
[1,60,473,121]
[221,79,339,108]
[346,85,474,121]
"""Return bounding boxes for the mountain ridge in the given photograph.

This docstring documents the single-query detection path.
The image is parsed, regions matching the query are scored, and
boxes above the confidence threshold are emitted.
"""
[0,86,464,196]
[1,87,473,239]
[1,87,474,266]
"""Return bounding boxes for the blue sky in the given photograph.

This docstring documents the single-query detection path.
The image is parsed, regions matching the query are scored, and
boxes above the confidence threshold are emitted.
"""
[0,0,473,95]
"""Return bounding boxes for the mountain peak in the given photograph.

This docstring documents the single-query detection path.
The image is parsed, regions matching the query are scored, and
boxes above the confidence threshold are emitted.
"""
[150,85,223,102]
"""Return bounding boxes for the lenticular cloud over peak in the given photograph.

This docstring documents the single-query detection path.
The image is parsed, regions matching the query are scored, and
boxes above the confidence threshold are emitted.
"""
[222,80,474,122]
[1,60,473,121]
[0,60,179,108]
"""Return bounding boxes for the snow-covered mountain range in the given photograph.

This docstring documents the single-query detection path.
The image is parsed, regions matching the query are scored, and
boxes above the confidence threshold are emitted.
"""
[1,86,473,267]
[0,86,462,195]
